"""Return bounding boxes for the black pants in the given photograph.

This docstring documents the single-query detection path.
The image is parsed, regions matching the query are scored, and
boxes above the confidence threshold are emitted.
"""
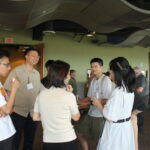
[43,139,77,150]
[137,112,144,134]
[11,112,38,150]
[0,135,14,150]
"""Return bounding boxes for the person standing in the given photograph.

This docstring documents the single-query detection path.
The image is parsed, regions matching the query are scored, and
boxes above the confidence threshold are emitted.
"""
[4,47,41,150]
[41,60,54,88]
[77,58,112,150]
[92,57,135,150]
[131,67,149,150]
[0,49,20,150]
[133,67,149,133]
[69,70,77,95]
[33,60,80,150]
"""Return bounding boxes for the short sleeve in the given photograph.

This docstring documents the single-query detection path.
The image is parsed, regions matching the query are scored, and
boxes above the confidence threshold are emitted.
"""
[136,75,147,89]
[101,76,112,99]
[4,69,17,91]
[0,93,6,107]
[40,83,46,91]
[87,79,94,98]
[103,89,123,122]
[69,94,79,115]
[34,95,40,113]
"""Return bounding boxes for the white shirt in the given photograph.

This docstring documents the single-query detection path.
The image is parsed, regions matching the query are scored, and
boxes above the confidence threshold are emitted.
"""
[0,93,16,141]
[87,75,112,117]
[34,87,79,143]
[96,87,135,150]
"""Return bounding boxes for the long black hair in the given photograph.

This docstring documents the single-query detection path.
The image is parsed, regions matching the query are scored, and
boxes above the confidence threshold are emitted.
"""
[47,60,70,88]
[109,57,135,93]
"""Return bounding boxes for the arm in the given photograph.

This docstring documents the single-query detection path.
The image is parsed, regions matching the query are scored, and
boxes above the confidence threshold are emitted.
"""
[132,109,142,116]
[77,97,91,105]
[136,87,144,93]
[71,112,80,121]
[33,95,41,121]
[70,94,80,121]
[92,97,104,114]
[33,112,41,121]
[66,85,73,93]
[0,79,19,115]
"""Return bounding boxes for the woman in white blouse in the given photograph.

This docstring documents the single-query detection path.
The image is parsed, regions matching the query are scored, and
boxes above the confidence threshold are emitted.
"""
[33,60,80,150]
[92,57,136,150]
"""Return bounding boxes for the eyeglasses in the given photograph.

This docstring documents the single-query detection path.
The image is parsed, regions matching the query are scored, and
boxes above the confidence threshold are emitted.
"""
[29,54,40,59]
[0,62,11,67]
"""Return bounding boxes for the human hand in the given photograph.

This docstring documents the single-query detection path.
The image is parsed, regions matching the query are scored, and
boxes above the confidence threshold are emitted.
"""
[77,98,91,105]
[0,107,7,117]
[91,97,100,106]
[66,85,73,92]
[11,78,20,90]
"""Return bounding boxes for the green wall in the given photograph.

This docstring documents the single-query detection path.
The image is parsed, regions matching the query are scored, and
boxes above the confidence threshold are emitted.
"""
[0,30,150,82]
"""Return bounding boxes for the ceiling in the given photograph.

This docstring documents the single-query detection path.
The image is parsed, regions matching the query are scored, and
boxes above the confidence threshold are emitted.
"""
[1,0,150,46]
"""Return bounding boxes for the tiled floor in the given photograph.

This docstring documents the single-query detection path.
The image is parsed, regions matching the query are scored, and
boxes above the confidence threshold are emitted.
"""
[32,109,150,150]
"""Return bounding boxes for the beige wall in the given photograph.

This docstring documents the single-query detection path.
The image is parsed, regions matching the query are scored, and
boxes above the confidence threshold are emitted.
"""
[0,30,150,82]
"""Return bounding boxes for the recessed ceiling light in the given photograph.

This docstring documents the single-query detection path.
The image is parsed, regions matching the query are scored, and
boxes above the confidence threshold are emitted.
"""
[86,31,96,37]
[42,10,47,14]
[43,30,56,35]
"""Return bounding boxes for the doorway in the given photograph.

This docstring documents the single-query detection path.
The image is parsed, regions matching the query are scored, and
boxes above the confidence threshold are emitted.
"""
[0,43,44,84]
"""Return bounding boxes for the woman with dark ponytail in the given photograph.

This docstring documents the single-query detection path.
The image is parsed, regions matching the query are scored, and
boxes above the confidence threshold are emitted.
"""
[92,57,136,150]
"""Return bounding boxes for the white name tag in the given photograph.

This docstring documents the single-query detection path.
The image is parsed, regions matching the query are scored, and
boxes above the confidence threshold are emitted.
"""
[27,83,34,90]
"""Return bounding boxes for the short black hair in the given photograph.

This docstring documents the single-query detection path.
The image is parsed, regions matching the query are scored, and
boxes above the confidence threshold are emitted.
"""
[47,60,70,88]
[70,69,76,75]
[0,49,10,59]
[24,47,39,56]
[109,57,135,93]
[104,71,110,77]
[45,60,54,68]
[90,58,103,66]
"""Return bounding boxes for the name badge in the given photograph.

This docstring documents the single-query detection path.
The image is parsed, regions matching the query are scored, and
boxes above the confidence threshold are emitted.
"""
[27,83,34,90]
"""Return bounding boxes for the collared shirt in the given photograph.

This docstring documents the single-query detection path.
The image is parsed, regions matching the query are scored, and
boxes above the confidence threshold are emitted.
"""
[87,75,112,117]
[4,64,41,117]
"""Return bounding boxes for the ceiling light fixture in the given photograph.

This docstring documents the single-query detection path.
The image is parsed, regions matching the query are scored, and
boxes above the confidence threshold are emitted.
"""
[86,31,96,37]
[43,30,56,35]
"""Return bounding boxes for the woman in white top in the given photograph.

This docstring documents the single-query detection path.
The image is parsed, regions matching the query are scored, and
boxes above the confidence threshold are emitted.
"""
[0,49,19,150]
[92,57,136,150]
[33,60,80,150]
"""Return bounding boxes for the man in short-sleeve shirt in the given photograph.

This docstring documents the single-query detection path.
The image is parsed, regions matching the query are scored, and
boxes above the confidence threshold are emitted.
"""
[77,58,112,150]
[133,67,149,134]
[4,47,41,150]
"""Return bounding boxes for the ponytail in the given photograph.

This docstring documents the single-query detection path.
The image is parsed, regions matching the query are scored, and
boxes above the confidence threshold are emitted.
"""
[124,66,136,93]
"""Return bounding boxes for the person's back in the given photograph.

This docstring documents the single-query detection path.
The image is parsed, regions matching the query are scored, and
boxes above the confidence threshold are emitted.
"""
[103,87,134,121]
[35,87,78,142]
[33,60,80,150]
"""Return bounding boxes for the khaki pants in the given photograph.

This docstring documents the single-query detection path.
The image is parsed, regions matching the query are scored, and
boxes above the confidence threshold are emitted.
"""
[131,115,138,150]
